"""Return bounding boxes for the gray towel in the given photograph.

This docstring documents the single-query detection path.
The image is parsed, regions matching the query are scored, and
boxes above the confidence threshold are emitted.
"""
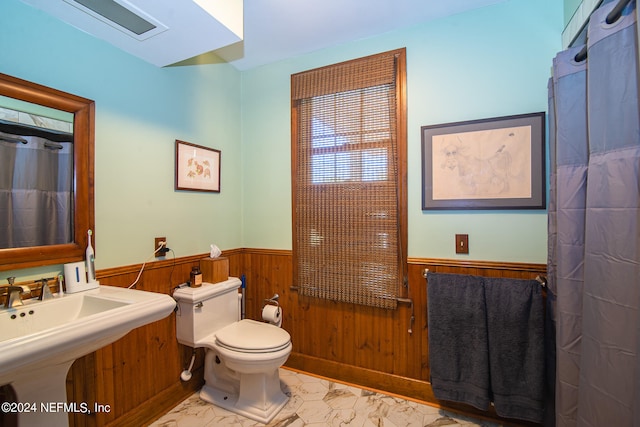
[484,277,545,424]
[427,272,490,410]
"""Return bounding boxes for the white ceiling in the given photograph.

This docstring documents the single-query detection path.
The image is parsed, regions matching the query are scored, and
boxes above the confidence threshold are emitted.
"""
[222,0,509,70]
[22,0,509,70]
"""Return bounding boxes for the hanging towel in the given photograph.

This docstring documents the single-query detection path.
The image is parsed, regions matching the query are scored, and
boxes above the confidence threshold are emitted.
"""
[427,272,490,410]
[484,277,545,424]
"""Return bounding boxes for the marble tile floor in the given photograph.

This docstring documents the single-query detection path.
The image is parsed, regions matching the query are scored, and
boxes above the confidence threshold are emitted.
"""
[150,368,504,427]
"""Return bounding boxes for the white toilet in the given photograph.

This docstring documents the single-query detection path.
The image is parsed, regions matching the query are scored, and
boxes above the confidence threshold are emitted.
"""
[173,277,292,424]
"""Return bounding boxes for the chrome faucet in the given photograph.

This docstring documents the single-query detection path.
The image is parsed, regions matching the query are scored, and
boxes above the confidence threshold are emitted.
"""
[4,277,31,308]
[38,278,54,301]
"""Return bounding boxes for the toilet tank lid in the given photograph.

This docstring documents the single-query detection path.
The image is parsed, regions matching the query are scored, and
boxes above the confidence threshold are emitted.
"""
[173,277,241,302]
[216,319,290,351]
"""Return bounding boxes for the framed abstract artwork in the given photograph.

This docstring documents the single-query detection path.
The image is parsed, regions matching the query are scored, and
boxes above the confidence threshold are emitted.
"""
[421,112,545,210]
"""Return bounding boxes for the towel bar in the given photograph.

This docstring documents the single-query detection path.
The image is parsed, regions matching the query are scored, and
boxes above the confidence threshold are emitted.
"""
[535,275,547,288]
[424,268,547,288]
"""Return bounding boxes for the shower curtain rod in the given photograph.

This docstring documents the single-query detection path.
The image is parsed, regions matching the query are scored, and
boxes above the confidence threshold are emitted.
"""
[574,0,634,62]
[0,120,73,143]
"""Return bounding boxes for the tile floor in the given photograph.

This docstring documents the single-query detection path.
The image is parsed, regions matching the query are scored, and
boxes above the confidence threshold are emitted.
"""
[150,368,503,427]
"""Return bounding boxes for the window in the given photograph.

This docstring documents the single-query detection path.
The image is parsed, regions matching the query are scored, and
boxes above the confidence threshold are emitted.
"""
[291,49,407,309]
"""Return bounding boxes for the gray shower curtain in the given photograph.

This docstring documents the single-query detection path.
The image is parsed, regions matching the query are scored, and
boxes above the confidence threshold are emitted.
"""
[0,133,73,248]
[548,1,640,426]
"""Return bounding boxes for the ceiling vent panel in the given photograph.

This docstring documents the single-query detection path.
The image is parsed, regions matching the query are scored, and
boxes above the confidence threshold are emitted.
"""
[21,0,243,67]
[63,0,167,40]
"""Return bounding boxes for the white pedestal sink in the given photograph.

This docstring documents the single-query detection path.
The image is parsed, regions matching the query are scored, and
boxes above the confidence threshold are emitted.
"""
[0,286,176,426]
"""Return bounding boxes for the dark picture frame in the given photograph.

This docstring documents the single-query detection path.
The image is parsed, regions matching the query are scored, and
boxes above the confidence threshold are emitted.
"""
[421,112,545,210]
[175,139,221,192]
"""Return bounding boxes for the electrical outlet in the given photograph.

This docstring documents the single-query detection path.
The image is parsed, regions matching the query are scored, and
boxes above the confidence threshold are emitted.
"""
[155,237,166,257]
[455,234,469,254]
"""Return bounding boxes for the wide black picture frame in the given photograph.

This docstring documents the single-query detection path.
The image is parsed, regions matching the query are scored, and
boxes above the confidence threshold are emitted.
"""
[421,112,545,210]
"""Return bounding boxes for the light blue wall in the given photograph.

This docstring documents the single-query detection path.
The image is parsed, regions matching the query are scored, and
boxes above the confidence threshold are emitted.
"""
[2,0,562,282]
[2,0,242,280]
[240,0,563,263]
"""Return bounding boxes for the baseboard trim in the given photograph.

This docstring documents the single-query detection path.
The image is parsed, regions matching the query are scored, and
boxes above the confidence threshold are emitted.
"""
[285,352,536,427]
[105,375,203,427]
[285,351,435,401]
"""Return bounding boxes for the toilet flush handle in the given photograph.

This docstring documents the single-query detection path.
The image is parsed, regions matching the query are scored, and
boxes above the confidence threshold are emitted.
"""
[195,301,203,309]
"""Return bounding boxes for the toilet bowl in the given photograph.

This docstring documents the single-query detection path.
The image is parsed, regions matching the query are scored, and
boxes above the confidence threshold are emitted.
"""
[173,278,292,424]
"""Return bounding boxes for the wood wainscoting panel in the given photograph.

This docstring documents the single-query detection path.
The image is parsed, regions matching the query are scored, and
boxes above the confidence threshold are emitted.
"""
[63,249,544,426]
[65,250,241,427]
[241,249,545,425]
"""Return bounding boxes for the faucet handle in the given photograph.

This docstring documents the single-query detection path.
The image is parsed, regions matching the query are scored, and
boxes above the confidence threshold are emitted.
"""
[6,276,16,286]
[6,285,30,294]
[38,278,54,301]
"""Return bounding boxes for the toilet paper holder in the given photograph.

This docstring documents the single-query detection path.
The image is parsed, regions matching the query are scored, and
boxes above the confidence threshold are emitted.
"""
[264,293,280,307]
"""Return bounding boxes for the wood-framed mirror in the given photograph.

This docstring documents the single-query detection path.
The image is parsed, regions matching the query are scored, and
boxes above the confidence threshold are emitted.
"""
[0,73,95,271]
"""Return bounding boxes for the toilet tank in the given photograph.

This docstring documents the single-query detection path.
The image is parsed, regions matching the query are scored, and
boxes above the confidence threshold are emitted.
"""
[173,277,242,347]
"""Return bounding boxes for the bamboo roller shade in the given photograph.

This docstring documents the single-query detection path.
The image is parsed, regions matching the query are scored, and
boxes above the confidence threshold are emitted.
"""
[292,49,403,309]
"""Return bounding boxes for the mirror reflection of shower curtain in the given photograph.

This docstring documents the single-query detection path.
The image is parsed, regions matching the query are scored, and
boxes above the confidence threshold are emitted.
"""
[548,1,640,426]
[0,133,73,249]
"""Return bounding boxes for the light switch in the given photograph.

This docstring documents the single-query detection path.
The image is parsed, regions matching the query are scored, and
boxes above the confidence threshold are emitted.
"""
[455,234,469,254]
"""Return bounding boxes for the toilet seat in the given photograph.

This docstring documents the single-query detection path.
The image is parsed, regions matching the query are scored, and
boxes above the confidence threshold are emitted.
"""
[215,319,291,353]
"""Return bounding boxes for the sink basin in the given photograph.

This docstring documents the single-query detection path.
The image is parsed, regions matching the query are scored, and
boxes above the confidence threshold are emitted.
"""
[0,285,176,426]
[0,294,129,342]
